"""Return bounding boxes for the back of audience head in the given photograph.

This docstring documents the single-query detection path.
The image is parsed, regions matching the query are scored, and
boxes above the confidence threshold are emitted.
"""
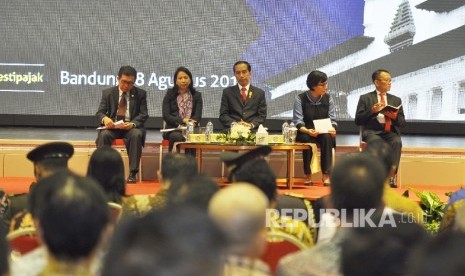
[233,158,277,203]
[342,213,428,276]
[408,232,465,276]
[166,173,219,211]
[159,153,198,184]
[101,205,226,276]
[363,139,394,179]
[33,171,110,262]
[87,146,126,203]
[449,203,465,233]
[0,235,8,276]
[330,152,386,217]
[208,183,269,258]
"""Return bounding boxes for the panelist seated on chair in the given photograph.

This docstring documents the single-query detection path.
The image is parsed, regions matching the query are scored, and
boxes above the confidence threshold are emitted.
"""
[162,66,203,152]
[96,65,149,183]
[219,60,267,131]
[293,70,336,186]
[355,69,405,187]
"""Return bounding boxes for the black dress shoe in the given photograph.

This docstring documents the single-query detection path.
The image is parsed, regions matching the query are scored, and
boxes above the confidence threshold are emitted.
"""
[127,172,137,183]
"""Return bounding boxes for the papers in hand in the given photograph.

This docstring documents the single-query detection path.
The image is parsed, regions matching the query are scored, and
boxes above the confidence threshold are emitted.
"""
[160,126,186,133]
[379,104,402,114]
[313,118,333,133]
[97,120,126,130]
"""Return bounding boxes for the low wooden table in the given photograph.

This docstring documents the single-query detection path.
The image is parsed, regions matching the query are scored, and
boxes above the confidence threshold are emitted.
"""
[178,143,312,189]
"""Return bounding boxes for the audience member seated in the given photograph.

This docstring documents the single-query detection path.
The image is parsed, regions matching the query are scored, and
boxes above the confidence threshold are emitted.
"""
[87,146,157,218]
[450,203,465,233]
[87,146,126,204]
[439,188,465,234]
[341,213,428,276]
[363,139,424,224]
[277,153,386,276]
[233,159,316,247]
[151,153,199,210]
[166,174,219,212]
[1,142,73,235]
[101,205,226,276]
[0,233,8,276]
[220,145,271,182]
[11,171,110,276]
[209,183,272,276]
[408,232,465,276]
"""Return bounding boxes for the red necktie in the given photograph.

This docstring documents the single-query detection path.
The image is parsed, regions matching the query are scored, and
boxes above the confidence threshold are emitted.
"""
[241,87,247,102]
[117,92,127,120]
[380,93,391,133]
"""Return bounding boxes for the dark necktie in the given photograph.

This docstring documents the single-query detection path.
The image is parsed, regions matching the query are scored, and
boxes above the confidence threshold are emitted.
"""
[380,93,391,132]
[241,87,247,102]
[117,92,127,120]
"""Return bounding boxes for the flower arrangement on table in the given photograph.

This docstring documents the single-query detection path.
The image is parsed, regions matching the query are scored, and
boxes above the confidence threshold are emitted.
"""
[218,123,256,145]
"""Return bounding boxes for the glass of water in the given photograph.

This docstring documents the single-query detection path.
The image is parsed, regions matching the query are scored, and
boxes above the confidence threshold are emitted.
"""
[288,128,297,144]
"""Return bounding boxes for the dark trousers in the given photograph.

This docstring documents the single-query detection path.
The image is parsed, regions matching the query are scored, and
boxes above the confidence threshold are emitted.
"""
[296,133,335,175]
[364,131,402,171]
[96,128,144,173]
[162,130,196,156]
[163,130,184,152]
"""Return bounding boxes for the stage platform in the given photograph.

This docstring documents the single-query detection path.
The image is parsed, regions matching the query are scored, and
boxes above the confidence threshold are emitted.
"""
[0,127,464,203]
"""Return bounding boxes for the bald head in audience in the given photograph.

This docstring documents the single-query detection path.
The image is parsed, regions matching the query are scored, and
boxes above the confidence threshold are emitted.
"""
[209,183,269,258]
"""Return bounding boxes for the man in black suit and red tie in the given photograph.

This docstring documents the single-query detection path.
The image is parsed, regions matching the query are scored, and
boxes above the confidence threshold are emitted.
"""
[355,69,406,187]
[96,65,149,183]
[219,61,267,130]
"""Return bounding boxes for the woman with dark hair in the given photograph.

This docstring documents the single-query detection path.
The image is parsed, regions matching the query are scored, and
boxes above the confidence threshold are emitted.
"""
[162,66,203,152]
[293,70,337,185]
[87,146,125,204]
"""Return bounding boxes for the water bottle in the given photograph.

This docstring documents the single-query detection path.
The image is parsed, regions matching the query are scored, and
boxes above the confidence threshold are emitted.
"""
[186,120,194,142]
[282,121,289,143]
[206,120,214,143]
[289,122,297,144]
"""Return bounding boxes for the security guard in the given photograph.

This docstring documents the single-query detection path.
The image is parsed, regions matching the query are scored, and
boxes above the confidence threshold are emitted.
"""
[1,142,74,234]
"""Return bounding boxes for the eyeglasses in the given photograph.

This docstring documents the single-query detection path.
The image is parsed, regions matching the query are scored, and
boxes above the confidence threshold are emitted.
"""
[119,79,135,86]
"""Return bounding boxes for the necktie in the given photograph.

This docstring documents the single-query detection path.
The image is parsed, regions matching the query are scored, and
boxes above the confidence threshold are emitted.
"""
[117,92,127,120]
[380,93,391,132]
[241,87,247,102]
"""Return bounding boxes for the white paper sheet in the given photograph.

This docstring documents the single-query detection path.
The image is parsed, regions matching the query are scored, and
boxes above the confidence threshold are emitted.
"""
[313,118,333,133]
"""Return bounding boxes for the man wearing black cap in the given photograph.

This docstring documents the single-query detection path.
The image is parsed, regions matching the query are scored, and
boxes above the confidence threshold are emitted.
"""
[26,142,74,181]
[0,142,74,234]
[220,146,272,181]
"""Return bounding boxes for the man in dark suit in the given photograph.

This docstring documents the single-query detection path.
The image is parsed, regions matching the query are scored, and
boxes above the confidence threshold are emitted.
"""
[96,65,149,183]
[219,61,267,130]
[355,69,406,187]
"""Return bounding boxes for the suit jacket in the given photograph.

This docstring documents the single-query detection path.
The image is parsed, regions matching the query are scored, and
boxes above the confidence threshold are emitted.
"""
[355,90,406,135]
[219,84,267,129]
[162,88,203,129]
[96,86,149,128]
